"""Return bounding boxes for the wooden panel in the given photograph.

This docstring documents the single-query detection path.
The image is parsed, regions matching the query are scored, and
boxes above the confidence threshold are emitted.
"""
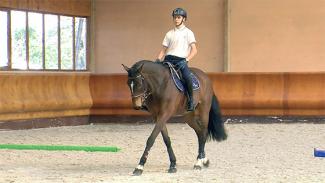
[212,72,325,115]
[90,74,137,108]
[0,0,91,16]
[0,109,90,121]
[0,72,92,121]
[90,74,128,108]
[285,73,325,115]
[89,74,148,116]
[1,72,325,122]
[211,73,285,110]
[89,73,325,116]
[0,116,89,130]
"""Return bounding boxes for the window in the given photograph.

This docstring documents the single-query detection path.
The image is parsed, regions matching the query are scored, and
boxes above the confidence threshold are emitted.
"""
[60,16,73,70]
[11,10,27,70]
[0,9,88,71]
[45,14,59,69]
[0,11,8,69]
[75,17,87,70]
[28,12,43,69]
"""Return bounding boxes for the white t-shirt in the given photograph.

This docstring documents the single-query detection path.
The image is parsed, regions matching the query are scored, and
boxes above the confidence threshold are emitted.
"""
[162,25,196,58]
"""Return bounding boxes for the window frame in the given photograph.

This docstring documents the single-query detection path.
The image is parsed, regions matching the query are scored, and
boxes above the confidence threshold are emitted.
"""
[0,7,89,72]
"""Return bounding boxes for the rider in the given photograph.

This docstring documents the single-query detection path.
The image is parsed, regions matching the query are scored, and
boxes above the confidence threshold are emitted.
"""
[156,8,198,111]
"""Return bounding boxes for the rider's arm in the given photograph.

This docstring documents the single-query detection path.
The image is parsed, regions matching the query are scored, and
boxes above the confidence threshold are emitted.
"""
[186,43,197,62]
[157,46,168,61]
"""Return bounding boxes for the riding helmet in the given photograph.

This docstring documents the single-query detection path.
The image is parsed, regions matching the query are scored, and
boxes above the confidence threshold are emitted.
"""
[172,8,187,18]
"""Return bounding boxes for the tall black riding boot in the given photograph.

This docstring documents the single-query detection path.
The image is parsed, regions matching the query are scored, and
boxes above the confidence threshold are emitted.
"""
[185,81,194,111]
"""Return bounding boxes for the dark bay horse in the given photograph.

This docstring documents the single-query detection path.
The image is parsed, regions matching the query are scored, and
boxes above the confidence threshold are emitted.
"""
[122,60,227,176]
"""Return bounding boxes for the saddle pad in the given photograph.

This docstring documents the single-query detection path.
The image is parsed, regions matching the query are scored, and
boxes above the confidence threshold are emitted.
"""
[163,62,200,92]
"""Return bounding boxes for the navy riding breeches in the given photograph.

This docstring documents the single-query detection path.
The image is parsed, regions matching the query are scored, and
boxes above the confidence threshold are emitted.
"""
[163,55,192,92]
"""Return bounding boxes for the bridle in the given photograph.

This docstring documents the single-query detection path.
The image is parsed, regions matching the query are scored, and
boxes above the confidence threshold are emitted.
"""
[128,74,151,104]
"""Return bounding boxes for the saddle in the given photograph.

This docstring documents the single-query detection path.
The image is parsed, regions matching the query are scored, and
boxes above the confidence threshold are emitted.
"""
[163,62,200,92]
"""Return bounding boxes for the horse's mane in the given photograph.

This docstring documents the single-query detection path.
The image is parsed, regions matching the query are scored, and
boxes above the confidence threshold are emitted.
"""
[132,60,166,75]
[131,60,152,70]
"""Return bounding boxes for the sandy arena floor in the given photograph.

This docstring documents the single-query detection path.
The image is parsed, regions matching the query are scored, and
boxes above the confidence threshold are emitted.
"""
[0,122,324,183]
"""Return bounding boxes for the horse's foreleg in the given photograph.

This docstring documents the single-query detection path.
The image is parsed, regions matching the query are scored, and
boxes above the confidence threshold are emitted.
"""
[133,123,163,176]
[161,124,177,173]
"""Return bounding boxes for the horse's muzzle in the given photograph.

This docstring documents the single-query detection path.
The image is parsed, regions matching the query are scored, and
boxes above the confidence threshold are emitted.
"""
[132,97,143,110]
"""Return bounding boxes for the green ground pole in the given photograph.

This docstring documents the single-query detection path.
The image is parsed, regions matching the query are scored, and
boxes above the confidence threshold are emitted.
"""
[0,144,120,152]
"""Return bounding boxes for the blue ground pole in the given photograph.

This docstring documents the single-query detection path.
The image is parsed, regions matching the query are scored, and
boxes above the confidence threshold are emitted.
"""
[314,148,325,157]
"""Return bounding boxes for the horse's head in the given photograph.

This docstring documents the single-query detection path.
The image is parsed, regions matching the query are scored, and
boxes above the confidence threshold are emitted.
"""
[122,63,149,110]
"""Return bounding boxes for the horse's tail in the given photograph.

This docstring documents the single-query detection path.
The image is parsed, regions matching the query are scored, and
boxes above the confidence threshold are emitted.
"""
[208,94,227,141]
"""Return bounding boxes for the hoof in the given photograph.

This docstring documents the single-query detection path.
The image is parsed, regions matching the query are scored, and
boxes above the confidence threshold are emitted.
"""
[133,168,143,176]
[203,159,210,168]
[168,167,177,173]
[193,165,202,170]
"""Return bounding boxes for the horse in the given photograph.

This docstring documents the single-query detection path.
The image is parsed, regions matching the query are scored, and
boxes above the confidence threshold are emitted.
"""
[122,60,227,176]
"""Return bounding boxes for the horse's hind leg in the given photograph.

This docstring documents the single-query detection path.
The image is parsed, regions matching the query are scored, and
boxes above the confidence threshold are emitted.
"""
[161,124,177,173]
[194,127,209,170]
[186,105,210,170]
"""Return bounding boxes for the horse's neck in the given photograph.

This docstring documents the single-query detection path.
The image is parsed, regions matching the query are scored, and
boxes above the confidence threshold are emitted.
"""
[142,65,169,93]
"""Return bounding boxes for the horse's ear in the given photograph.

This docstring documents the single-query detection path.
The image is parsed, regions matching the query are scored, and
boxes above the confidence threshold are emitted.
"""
[122,64,130,72]
[137,63,144,73]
